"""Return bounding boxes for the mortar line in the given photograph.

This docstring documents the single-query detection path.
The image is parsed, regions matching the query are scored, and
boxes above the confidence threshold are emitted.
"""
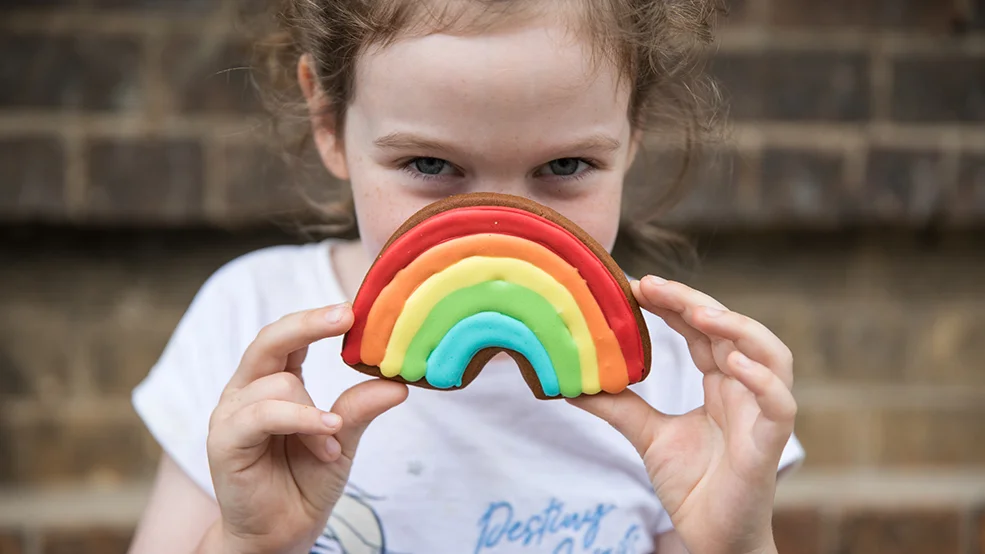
[818,505,840,554]
[716,29,985,53]
[62,118,87,222]
[5,116,985,150]
[0,398,139,424]
[959,507,973,554]
[869,34,892,122]
[0,12,232,35]
[843,129,867,198]
[793,384,985,410]
[940,131,964,214]
[204,133,228,221]
[857,410,878,468]
[22,528,41,554]
[142,17,168,125]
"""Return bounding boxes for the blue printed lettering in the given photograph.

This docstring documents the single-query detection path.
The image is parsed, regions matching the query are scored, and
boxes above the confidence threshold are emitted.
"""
[474,499,631,554]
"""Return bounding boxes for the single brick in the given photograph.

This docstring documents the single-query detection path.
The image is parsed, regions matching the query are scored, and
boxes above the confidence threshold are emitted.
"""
[892,53,985,122]
[42,528,133,554]
[953,152,985,221]
[0,137,65,219]
[793,409,868,468]
[837,509,962,554]
[0,414,158,486]
[0,302,83,401]
[861,148,948,223]
[769,0,963,31]
[84,299,184,396]
[906,303,985,385]
[0,35,142,111]
[161,35,262,113]
[222,142,307,218]
[814,301,911,382]
[0,530,23,554]
[711,51,870,121]
[686,234,857,298]
[629,148,753,226]
[760,147,845,224]
[773,509,822,554]
[843,229,985,300]
[874,408,985,466]
[86,138,204,223]
[735,302,823,381]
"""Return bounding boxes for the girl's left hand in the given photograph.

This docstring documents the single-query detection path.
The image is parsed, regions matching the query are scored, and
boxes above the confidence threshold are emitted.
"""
[570,275,796,554]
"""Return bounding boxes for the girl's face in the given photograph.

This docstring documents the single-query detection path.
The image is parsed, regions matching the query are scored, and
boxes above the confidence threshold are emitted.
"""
[309,14,638,260]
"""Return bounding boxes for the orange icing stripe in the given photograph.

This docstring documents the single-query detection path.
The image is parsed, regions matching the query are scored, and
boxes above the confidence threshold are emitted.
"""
[361,233,629,393]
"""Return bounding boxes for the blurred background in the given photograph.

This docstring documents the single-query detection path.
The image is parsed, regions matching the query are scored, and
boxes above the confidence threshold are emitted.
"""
[0,0,983,553]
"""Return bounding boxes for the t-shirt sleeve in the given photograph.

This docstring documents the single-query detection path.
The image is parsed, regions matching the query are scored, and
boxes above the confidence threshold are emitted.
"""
[132,262,257,497]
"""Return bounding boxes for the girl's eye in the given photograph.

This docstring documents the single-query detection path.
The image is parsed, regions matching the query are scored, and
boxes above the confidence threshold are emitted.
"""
[413,157,451,175]
[536,158,593,179]
[547,158,580,176]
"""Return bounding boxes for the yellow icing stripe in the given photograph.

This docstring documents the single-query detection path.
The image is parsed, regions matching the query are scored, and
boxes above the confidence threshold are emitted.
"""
[379,256,601,394]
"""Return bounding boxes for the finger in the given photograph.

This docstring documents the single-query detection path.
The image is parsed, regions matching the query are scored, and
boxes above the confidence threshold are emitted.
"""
[221,372,338,462]
[229,303,352,389]
[567,389,670,457]
[636,275,728,315]
[226,371,307,408]
[727,351,797,426]
[688,306,794,388]
[709,336,741,379]
[214,399,343,460]
[285,345,309,384]
[631,281,717,374]
[331,379,409,461]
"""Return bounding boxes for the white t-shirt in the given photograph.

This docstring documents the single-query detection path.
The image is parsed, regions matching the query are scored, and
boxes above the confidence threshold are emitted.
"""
[132,240,804,554]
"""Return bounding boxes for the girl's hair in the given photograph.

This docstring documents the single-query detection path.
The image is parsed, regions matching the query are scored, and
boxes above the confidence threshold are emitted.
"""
[249,0,726,276]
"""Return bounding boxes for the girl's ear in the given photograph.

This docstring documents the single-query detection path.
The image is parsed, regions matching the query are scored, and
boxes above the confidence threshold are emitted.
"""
[298,54,350,180]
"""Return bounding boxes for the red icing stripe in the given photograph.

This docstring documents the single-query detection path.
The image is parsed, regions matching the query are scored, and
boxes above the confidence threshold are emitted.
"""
[342,206,646,383]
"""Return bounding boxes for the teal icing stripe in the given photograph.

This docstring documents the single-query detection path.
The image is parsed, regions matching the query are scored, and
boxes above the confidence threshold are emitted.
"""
[424,311,561,397]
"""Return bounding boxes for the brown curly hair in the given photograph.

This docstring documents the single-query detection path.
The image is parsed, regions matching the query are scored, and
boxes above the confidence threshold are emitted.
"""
[248,0,726,275]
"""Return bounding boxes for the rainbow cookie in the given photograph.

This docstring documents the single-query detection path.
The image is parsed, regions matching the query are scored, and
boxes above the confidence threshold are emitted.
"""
[340,192,651,399]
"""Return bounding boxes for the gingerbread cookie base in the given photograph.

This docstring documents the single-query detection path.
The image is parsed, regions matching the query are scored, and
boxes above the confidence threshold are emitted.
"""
[341,192,651,399]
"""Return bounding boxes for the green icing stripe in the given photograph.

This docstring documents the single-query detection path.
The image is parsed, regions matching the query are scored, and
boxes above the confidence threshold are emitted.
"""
[400,280,582,398]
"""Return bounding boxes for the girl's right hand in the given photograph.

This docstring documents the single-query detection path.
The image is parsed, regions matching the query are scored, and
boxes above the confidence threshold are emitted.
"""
[199,303,409,554]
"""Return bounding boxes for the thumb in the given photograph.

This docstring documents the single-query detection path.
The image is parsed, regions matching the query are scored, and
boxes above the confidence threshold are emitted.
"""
[332,379,409,460]
[567,389,670,457]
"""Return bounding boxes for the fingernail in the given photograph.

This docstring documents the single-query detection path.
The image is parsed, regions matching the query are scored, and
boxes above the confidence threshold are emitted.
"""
[325,437,341,459]
[644,275,667,286]
[322,412,342,428]
[325,303,349,324]
[703,306,725,318]
[733,352,752,368]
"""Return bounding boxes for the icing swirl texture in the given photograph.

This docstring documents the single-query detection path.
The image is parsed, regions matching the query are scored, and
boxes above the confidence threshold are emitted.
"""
[341,196,650,398]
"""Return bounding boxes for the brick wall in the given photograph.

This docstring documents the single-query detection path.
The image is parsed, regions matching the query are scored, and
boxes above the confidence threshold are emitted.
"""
[1,1,984,553]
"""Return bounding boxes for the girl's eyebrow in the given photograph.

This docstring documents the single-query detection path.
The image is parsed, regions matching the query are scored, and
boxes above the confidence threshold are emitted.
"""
[374,132,456,154]
[560,134,622,153]
[373,132,622,155]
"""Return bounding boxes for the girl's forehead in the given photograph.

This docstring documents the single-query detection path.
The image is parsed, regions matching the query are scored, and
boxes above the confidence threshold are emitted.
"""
[349,19,631,143]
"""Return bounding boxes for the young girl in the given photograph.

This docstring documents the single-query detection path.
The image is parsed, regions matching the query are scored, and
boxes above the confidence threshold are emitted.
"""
[129,1,804,553]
